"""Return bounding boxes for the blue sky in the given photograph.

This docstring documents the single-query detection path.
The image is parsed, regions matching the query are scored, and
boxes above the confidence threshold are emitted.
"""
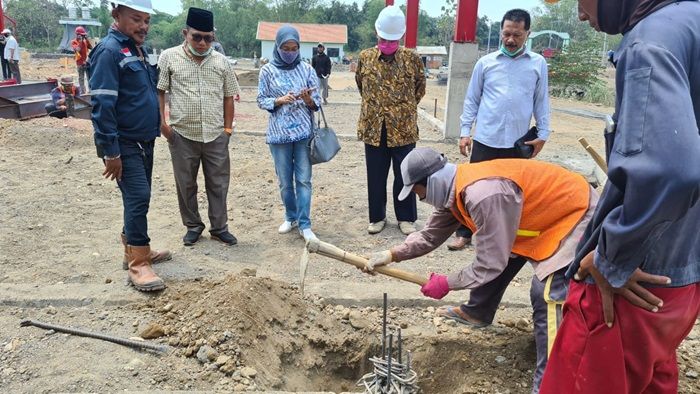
[151,0,543,22]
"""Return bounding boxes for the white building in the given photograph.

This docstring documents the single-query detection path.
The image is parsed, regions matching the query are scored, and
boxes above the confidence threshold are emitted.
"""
[256,22,348,63]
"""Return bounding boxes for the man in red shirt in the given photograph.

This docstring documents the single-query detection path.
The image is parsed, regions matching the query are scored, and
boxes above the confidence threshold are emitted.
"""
[71,26,92,94]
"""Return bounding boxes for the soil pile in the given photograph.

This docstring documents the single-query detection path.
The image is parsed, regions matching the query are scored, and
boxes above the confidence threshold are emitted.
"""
[141,274,376,392]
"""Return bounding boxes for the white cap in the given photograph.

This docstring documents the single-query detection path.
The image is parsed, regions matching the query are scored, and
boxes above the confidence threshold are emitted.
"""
[1,29,11,35]
[375,5,405,41]
[111,0,154,14]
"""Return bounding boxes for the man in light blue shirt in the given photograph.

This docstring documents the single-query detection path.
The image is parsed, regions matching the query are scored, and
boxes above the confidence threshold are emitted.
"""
[444,10,552,339]
[450,8,551,253]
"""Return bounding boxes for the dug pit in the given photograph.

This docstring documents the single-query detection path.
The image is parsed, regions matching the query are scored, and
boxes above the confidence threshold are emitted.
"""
[139,274,536,393]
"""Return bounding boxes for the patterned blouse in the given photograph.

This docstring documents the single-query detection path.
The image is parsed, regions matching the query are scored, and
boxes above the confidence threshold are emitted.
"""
[257,61,321,144]
[355,47,426,147]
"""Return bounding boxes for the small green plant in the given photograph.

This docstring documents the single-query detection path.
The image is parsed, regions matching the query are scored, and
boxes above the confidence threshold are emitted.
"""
[548,36,608,103]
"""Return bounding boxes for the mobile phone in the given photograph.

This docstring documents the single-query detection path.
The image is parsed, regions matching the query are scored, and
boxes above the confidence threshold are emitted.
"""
[294,87,317,98]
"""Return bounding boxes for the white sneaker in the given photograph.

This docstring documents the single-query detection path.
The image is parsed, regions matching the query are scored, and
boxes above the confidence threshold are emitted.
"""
[367,220,386,234]
[398,221,417,235]
[278,220,298,234]
[300,228,318,242]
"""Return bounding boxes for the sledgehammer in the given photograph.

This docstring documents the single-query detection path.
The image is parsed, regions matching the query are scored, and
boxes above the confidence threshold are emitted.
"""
[299,239,427,294]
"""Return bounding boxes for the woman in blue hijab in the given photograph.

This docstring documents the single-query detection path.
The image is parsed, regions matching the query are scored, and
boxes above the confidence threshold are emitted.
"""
[257,25,322,242]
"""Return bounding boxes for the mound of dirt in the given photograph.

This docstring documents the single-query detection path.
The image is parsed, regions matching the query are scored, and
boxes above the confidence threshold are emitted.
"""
[140,274,376,392]
[236,70,260,87]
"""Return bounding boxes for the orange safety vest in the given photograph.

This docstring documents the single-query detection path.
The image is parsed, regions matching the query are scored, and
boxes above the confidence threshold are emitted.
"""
[451,159,590,262]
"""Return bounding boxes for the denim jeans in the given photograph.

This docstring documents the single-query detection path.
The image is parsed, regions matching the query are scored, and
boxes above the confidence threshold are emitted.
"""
[269,138,313,230]
[117,138,154,246]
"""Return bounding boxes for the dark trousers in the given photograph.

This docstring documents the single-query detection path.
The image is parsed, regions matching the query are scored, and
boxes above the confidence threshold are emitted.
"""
[168,131,231,235]
[44,103,67,119]
[459,139,528,324]
[1,52,9,79]
[461,256,527,323]
[364,124,417,223]
[117,139,154,246]
[530,268,568,393]
[8,60,20,84]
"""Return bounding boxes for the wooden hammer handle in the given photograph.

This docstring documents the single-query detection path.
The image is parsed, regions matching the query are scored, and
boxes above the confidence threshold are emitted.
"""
[308,240,428,286]
[578,137,608,173]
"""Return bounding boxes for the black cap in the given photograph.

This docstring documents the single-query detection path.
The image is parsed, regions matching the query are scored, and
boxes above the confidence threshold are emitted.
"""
[186,7,214,32]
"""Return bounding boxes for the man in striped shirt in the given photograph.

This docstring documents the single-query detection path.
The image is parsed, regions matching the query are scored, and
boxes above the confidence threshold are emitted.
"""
[157,7,240,246]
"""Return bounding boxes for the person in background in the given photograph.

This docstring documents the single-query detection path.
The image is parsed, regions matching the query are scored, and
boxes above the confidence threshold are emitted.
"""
[157,7,240,247]
[311,43,331,104]
[448,8,550,252]
[541,0,700,392]
[0,33,9,80]
[2,28,21,84]
[45,75,80,119]
[71,26,93,94]
[356,5,426,236]
[257,25,321,242]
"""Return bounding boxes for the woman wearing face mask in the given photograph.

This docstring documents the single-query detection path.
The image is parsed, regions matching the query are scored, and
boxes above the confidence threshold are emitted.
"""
[355,5,426,237]
[257,25,321,242]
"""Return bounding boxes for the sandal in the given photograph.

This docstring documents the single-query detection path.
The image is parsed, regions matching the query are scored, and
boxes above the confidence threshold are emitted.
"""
[436,306,489,328]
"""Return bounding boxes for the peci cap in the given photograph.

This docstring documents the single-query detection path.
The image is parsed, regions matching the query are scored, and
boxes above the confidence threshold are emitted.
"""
[398,147,448,201]
[186,7,214,32]
[375,5,406,41]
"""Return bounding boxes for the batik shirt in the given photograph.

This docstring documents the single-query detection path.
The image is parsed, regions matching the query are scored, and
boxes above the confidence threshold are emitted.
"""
[355,47,426,147]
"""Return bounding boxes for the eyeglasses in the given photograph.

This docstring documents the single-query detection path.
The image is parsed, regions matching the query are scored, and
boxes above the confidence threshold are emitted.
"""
[191,34,215,43]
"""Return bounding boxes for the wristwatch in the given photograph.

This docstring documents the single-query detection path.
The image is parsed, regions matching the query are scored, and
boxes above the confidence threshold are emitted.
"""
[224,121,236,135]
[103,154,121,160]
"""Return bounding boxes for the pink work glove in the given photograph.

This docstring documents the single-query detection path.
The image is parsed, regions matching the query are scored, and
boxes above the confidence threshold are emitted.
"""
[420,273,450,299]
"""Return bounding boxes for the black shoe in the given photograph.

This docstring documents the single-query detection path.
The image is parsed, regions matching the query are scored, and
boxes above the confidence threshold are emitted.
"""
[183,230,202,246]
[211,231,237,246]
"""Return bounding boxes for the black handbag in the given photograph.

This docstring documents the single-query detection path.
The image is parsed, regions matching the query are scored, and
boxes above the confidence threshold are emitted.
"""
[514,126,539,158]
[308,106,341,165]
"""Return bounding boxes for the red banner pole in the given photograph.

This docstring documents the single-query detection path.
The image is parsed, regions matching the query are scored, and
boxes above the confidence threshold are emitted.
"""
[454,0,479,43]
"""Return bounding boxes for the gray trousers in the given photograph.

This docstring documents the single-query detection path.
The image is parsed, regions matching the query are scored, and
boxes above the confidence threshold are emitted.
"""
[168,131,231,234]
[530,267,568,394]
[8,60,20,84]
[77,64,89,93]
[318,77,329,101]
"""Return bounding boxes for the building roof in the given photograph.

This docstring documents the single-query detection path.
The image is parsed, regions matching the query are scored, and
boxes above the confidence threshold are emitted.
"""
[256,22,348,44]
[415,46,448,56]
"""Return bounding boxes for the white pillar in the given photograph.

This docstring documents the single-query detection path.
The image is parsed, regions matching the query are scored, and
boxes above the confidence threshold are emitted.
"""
[443,41,479,139]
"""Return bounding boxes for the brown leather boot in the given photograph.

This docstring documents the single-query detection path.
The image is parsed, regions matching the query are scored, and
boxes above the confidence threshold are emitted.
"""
[127,245,166,292]
[121,234,172,270]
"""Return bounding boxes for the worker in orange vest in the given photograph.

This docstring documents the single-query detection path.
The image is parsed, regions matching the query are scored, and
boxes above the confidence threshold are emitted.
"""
[365,147,598,393]
[71,26,92,94]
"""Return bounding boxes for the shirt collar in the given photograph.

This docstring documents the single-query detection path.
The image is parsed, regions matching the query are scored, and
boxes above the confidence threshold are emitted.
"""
[109,28,133,45]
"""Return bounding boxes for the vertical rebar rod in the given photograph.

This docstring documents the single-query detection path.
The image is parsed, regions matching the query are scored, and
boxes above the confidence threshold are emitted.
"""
[382,292,387,357]
[434,98,437,118]
[386,333,393,392]
[397,328,402,366]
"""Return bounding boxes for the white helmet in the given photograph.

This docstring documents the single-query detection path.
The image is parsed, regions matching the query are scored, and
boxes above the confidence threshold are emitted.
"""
[375,5,406,41]
[111,0,154,14]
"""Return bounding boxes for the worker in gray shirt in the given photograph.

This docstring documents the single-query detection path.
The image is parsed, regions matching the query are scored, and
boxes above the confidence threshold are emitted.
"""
[365,147,597,393]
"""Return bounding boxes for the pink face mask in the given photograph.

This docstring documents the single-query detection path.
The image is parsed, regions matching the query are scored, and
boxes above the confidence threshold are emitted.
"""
[377,40,399,55]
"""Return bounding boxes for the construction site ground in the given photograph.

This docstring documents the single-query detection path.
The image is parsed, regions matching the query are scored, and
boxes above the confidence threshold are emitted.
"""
[0,58,698,393]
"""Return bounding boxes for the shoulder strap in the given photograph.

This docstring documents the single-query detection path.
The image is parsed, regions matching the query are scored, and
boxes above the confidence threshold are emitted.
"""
[317,105,328,129]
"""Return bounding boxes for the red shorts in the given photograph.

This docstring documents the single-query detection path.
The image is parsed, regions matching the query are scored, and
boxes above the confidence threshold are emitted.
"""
[540,281,700,393]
